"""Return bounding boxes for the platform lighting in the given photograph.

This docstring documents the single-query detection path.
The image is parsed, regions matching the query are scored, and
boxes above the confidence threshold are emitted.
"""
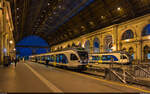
[101,16,105,19]
[3,48,7,53]
[148,36,150,39]
[53,12,56,14]
[111,46,116,51]
[9,40,13,44]
[82,44,85,48]
[125,39,129,42]
[17,8,19,10]
[48,3,50,6]
[117,7,121,11]
[13,48,16,51]
[58,5,62,8]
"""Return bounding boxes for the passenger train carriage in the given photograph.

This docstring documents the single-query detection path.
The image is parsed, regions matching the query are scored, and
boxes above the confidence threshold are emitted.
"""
[29,48,88,69]
[88,51,132,65]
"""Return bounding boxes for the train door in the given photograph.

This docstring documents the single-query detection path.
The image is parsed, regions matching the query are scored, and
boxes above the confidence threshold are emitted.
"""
[70,53,79,67]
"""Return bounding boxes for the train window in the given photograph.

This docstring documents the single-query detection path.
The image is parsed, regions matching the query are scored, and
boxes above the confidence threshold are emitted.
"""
[41,56,45,61]
[120,55,122,59]
[121,55,127,59]
[123,55,127,59]
[92,56,96,60]
[37,57,40,60]
[92,56,100,60]
[70,54,78,60]
[77,51,88,60]
[56,55,60,63]
[110,55,118,61]
[47,56,50,60]
[102,55,117,61]
[107,55,111,60]
[59,54,68,64]
[50,55,55,62]
[102,56,107,60]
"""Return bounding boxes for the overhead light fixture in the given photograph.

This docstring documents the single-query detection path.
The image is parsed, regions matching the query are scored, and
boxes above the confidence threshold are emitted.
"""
[125,39,129,42]
[9,40,13,44]
[117,7,121,11]
[53,12,56,14]
[13,48,16,51]
[101,16,105,19]
[58,5,62,8]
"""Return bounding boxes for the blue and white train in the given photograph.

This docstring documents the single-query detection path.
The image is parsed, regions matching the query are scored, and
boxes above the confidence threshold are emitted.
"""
[29,48,89,70]
[88,51,132,65]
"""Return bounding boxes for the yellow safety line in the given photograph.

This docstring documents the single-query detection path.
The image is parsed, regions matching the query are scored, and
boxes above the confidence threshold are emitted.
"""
[68,70,150,93]
[32,62,150,93]
[52,66,150,93]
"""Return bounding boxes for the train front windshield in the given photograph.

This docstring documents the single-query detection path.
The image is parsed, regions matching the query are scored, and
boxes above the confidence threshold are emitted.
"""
[77,51,88,60]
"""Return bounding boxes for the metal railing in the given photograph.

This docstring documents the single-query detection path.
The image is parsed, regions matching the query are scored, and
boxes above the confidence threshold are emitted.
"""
[132,65,150,78]
[108,69,127,83]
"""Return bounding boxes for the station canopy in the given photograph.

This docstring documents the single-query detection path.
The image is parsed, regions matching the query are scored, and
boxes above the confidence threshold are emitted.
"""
[9,0,150,46]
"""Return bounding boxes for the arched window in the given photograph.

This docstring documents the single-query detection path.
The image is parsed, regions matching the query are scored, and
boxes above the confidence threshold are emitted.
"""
[78,42,81,47]
[104,35,112,52]
[128,47,134,59]
[122,30,134,40]
[67,44,70,48]
[60,46,63,50]
[84,40,90,53]
[143,45,150,61]
[72,43,76,47]
[93,38,100,53]
[122,48,126,51]
[142,24,150,36]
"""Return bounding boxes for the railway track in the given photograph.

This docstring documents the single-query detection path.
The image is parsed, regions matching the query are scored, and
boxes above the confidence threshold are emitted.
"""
[35,62,150,90]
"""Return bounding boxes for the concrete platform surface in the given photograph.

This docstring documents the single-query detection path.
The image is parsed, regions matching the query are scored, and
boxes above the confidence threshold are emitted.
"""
[0,61,149,93]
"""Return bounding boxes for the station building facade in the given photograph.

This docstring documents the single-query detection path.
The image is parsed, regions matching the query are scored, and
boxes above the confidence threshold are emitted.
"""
[0,0,15,64]
[51,14,150,63]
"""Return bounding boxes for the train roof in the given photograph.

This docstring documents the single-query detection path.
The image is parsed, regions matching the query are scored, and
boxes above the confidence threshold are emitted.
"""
[29,47,87,57]
[89,51,129,55]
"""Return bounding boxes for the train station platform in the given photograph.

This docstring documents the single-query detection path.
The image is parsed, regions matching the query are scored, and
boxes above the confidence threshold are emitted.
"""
[0,61,150,93]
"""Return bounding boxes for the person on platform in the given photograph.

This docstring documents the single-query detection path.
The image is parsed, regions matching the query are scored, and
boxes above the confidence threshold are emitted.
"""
[14,58,18,67]
[46,59,49,67]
